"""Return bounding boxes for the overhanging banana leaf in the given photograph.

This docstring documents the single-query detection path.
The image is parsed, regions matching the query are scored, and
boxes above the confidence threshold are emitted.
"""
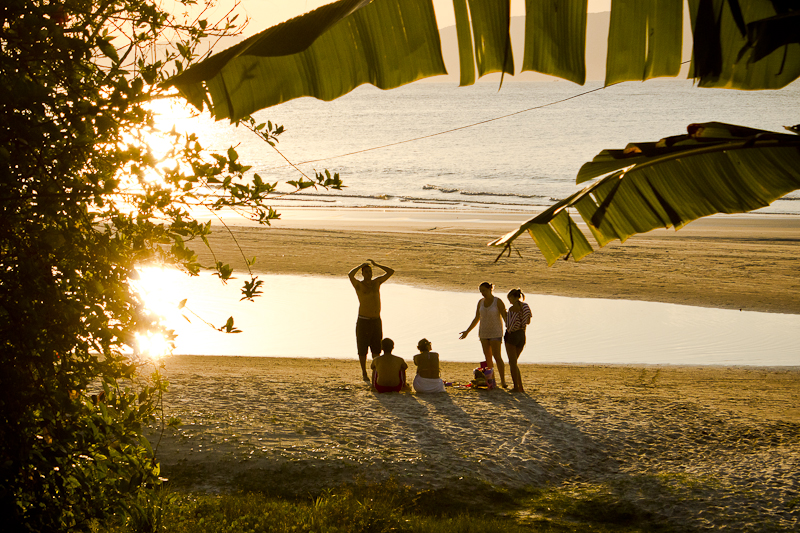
[167,0,447,120]
[522,0,587,85]
[743,10,800,63]
[167,0,800,121]
[688,0,800,89]
[605,0,683,85]
[451,0,515,86]
[489,122,800,266]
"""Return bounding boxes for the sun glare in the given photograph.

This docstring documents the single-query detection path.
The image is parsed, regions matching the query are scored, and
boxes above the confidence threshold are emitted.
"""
[131,267,186,360]
[148,98,199,136]
[133,267,185,318]
[135,331,174,360]
[116,99,201,189]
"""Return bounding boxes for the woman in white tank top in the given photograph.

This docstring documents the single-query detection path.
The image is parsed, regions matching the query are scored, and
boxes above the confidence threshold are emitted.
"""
[459,282,507,388]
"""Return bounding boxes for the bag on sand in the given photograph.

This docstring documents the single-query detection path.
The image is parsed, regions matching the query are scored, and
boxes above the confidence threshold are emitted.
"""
[471,362,495,389]
[472,367,487,386]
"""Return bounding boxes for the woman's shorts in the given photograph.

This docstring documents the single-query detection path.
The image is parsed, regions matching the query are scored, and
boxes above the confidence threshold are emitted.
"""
[504,329,526,349]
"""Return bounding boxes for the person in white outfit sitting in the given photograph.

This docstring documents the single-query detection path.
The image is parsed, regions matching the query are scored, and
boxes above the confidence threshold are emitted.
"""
[412,338,446,393]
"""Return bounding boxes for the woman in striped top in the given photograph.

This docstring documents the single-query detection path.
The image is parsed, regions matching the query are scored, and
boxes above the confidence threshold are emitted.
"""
[504,288,532,392]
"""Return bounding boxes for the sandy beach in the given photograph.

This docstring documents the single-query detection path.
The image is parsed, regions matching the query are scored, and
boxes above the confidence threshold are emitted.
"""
[152,210,800,531]
[151,357,799,531]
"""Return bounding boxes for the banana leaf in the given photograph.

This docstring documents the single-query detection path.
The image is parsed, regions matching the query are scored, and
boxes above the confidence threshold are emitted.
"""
[167,0,447,120]
[522,0,587,85]
[469,0,515,79]
[688,0,800,89]
[489,122,800,266]
[605,0,683,85]
[166,0,800,120]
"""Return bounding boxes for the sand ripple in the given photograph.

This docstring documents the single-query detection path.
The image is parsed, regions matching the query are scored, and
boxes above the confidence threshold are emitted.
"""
[149,356,800,532]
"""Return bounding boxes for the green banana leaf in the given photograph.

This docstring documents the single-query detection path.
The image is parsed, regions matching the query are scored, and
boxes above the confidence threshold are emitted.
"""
[451,0,515,86]
[168,0,447,120]
[605,0,683,85]
[452,0,477,86]
[488,123,800,266]
[688,0,800,89]
[166,0,799,119]
[522,0,587,85]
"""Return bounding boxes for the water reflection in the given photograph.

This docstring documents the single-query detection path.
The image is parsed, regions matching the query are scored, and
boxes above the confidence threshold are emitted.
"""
[136,268,800,366]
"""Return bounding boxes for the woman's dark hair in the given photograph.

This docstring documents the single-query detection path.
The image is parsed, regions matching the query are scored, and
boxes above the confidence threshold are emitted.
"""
[479,282,493,291]
[381,338,394,353]
[417,338,432,352]
[507,288,525,301]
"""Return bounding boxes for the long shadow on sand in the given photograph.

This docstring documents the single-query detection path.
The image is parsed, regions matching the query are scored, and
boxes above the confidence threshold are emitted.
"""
[372,391,471,480]
[473,391,622,484]
[372,387,622,489]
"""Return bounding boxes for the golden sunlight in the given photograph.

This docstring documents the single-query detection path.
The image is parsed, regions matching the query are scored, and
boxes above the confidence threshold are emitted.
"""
[133,267,185,318]
[134,331,174,360]
[131,267,185,360]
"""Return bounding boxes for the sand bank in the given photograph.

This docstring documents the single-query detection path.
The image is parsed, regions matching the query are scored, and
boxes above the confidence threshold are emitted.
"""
[151,356,800,531]
[198,209,800,314]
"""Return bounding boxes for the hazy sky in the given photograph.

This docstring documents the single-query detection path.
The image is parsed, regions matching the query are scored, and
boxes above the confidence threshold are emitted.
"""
[193,0,612,36]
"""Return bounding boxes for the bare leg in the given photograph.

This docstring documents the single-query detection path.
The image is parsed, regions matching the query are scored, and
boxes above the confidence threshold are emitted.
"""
[506,343,524,392]
[479,338,494,369]
[359,354,370,382]
[489,339,506,387]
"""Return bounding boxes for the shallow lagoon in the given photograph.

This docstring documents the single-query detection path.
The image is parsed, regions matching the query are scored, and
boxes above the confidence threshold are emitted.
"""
[136,269,800,366]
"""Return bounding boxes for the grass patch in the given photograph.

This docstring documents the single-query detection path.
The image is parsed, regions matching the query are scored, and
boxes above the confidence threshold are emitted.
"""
[98,478,683,533]
[513,484,670,532]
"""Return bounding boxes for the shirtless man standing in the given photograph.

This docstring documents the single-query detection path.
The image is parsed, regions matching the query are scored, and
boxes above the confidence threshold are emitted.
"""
[348,259,394,381]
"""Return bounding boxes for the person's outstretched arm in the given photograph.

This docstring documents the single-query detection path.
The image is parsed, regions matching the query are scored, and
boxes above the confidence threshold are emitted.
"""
[459,302,481,339]
[367,259,394,283]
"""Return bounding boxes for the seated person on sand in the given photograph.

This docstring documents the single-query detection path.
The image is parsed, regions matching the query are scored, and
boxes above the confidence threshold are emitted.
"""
[371,338,408,393]
[412,338,446,393]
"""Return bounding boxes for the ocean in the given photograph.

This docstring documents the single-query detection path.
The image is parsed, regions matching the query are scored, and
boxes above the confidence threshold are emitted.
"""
[162,79,800,216]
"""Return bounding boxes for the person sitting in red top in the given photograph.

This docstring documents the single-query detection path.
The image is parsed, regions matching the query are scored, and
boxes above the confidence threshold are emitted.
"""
[371,338,408,393]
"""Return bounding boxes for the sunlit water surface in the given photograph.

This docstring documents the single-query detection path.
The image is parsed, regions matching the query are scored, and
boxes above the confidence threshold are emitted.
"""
[156,81,800,215]
[135,269,799,366]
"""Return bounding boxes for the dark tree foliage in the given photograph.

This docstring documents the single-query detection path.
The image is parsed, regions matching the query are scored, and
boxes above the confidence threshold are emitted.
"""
[0,0,341,530]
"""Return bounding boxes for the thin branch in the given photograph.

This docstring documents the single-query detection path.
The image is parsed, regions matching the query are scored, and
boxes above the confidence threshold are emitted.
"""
[203,205,254,278]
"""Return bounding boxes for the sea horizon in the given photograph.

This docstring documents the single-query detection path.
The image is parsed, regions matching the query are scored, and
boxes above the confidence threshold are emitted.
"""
[157,79,800,216]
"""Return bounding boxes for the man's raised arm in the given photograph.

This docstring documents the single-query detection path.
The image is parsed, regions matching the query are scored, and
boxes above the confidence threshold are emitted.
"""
[349,262,366,285]
[368,259,394,283]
